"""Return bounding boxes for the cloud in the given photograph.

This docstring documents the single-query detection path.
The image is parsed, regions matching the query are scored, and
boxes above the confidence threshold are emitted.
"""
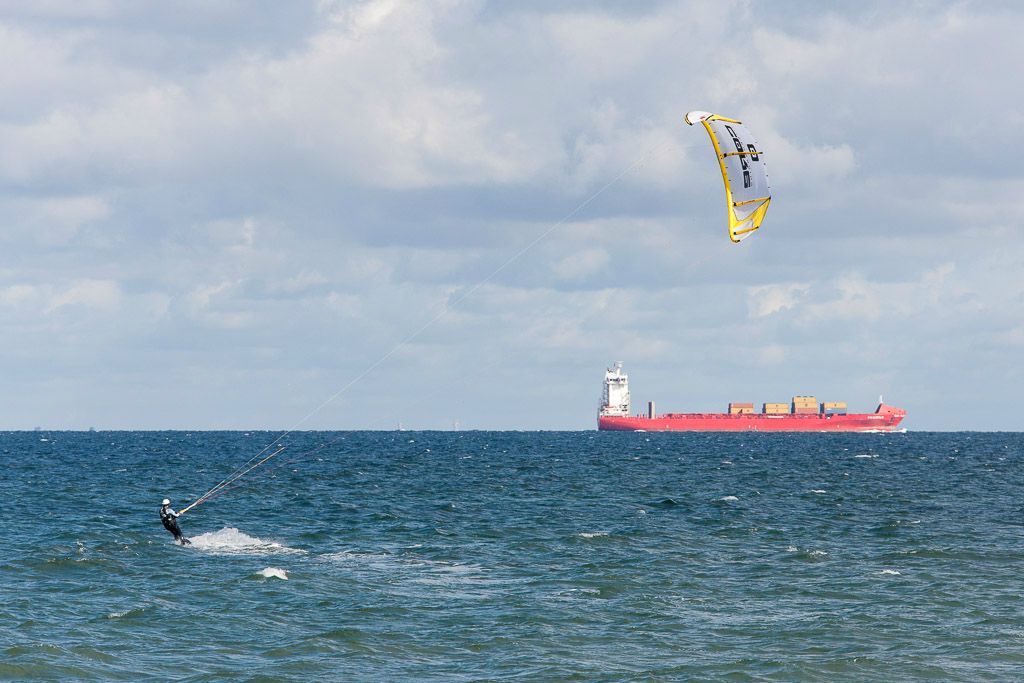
[551,247,609,281]
[0,0,561,192]
[45,279,122,313]
[1,1,1023,429]
[746,283,810,318]
[183,280,256,329]
[0,284,36,308]
[799,263,957,324]
[755,344,788,366]
[0,194,111,247]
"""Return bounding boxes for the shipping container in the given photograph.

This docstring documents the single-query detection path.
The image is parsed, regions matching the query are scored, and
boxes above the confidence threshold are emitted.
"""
[763,403,789,414]
[822,402,847,409]
[729,402,755,414]
[792,396,818,413]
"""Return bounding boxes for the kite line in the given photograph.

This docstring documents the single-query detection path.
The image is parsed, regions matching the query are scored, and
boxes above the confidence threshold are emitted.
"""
[180,139,684,515]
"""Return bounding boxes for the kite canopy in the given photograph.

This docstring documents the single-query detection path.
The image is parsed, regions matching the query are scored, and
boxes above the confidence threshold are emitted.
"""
[685,111,771,243]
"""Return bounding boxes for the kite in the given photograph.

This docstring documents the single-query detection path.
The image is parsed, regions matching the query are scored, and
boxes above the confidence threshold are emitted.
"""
[685,111,771,243]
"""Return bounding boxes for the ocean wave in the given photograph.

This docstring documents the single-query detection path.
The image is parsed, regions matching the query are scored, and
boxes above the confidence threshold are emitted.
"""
[188,527,303,556]
[106,607,148,620]
[257,567,289,580]
[321,550,497,587]
[648,498,681,507]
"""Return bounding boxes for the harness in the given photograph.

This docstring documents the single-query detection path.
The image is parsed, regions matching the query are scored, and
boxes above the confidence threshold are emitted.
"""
[160,507,178,529]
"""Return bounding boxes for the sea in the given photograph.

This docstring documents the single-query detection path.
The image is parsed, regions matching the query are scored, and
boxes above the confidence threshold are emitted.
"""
[2,430,1024,681]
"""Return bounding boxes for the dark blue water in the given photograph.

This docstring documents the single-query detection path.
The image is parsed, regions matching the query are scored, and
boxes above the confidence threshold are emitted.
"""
[2,431,1024,681]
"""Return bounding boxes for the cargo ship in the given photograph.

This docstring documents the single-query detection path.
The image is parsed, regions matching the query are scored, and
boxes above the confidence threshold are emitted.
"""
[597,362,906,432]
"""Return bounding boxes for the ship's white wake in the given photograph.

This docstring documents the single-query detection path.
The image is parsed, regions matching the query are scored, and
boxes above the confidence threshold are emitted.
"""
[188,527,303,555]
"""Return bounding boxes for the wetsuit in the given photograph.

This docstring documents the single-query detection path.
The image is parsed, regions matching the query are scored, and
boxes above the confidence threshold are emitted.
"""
[160,504,190,545]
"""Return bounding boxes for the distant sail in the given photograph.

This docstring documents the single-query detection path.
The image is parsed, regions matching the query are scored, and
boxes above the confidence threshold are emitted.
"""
[685,111,771,243]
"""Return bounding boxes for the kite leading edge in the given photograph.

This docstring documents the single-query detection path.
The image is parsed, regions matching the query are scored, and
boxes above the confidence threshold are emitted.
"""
[685,110,771,243]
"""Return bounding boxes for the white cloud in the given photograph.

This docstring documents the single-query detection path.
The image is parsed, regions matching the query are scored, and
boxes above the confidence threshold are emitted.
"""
[798,263,960,325]
[551,247,609,281]
[0,2,545,189]
[202,217,258,248]
[45,279,121,313]
[184,280,255,329]
[993,325,1024,347]
[756,344,788,366]
[270,270,329,295]
[325,291,361,317]
[0,194,111,247]
[746,282,810,318]
[0,284,37,308]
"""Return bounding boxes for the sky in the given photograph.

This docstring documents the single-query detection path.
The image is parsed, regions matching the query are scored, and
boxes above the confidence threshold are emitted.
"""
[1,0,1022,431]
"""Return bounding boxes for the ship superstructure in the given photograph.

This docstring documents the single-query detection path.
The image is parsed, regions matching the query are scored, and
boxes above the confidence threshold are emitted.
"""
[599,361,631,418]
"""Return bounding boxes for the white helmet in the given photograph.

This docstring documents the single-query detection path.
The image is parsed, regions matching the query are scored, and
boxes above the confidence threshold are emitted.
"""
[162,498,170,506]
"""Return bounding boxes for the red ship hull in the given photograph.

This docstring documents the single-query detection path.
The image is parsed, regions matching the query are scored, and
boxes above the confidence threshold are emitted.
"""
[598,404,906,432]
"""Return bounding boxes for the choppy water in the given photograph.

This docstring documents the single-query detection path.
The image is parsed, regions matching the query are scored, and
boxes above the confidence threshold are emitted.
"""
[2,431,1024,681]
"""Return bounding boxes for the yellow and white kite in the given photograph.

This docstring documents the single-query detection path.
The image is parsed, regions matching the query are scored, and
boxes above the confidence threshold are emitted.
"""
[685,111,771,243]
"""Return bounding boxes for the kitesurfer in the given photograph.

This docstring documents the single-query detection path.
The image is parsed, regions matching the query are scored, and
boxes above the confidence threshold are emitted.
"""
[160,498,191,545]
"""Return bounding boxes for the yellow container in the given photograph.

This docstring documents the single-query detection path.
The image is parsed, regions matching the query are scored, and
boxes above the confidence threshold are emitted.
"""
[763,403,789,414]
